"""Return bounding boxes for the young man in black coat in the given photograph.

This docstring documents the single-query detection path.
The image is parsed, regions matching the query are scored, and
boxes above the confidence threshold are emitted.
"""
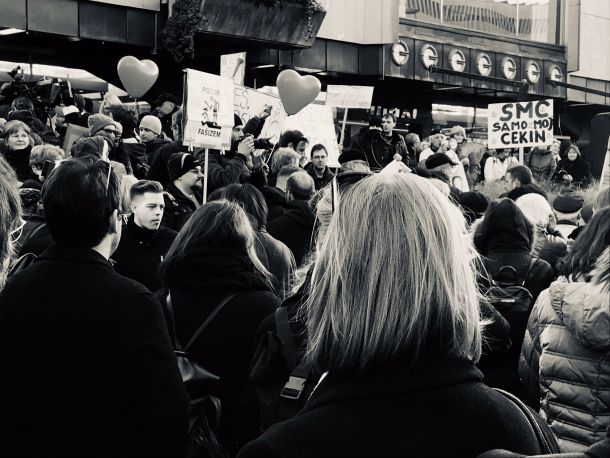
[266,171,316,266]
[112,180,177,292]
[0,158,188,457]
[162,152,203,232]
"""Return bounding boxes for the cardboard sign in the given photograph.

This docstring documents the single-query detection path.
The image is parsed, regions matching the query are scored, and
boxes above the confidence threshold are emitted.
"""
[183,69,234,149]
[284,103,340,167]
[233,85,287,142]
[325,85,374,109]
[220,52,246,86]
[488,99,554,149]
[62,123,89,155]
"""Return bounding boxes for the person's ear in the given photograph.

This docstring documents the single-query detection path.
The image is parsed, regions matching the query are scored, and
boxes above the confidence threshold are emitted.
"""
[130,201,138,215]
[109,209,121,235]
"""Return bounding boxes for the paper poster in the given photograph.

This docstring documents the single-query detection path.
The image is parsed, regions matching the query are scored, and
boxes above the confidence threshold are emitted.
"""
[183,69,234,149]
[325,85,374,109]
[220,52,246,86]
[488,99,554,149]
[284,103,340,167]
[233,85,287,142]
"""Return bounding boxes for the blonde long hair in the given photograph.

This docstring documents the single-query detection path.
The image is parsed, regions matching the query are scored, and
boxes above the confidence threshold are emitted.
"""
[304,173,483,374]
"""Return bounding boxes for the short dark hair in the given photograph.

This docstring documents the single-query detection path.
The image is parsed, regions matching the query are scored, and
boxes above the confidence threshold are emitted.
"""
[208,183,268,230]
[310,144,327,157]
[42,159,120,248]
[109,106,138,137]
[382,113,396,123]
[11,96,34,112]
[279,130,307,148]
[130,180,163,202]
[507,165,533,185]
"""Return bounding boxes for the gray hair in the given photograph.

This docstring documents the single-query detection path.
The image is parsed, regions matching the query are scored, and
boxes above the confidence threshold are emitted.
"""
[303,173,483,374]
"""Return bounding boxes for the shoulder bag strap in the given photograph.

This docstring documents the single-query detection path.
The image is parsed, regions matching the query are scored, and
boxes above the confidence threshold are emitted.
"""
[184,292,239,351]
[275,306,298,371]
[522,257,538,286]
[165,292,181,350]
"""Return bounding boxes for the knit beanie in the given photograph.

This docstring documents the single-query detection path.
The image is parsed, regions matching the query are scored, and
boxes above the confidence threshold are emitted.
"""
[139,115,162,136]
[234,113,244,128]
[88,114,115,136]
[167,153,199,182]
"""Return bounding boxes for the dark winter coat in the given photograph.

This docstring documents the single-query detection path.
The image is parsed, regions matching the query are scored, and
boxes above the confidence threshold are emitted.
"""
[205,150,251,195]
[112,215,177,292]
[520,275,610,452]
[147,140,186,188]
[526,148,557,181]
[506,183,548,201]
[119,141,148,179]
[304,162,335,191]
[261,186,288,221]
[254,230,296,298]
[0,244,189,457]
[0,144,36,182]
[531,227,567,275]
[266,200,315,267]
[474,199,554,391]
[162,246,280,449]
[554,157,592,186]
[144,137,170,164]
[353,129,408,170]
[161,182,201,232]
[238,358,543,458]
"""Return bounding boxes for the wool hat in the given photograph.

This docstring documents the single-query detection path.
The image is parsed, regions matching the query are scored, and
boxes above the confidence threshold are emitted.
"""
[459,191,489,215]
[139,115,162,136]
[449,125,466,137]
[338,148,368,164]
[425,153,459,170]
[71,136,107,160]
[88,114,116,136]
[167,153,199,182]
[552,193,584,214]
[234,113,244,128]
[153,93,178,107]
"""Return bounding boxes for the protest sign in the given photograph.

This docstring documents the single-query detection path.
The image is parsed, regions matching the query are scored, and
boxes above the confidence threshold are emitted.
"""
[325,85,374,109]
[488,99,554,149]
[183,69,234,149]
[284,103,340,167]
[62,124,89,155]
[233,85,287,142]
[220,52,246,86]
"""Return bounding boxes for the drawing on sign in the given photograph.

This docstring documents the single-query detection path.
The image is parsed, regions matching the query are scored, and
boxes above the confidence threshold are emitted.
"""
[488,99,554,149]
[234,85,287,142]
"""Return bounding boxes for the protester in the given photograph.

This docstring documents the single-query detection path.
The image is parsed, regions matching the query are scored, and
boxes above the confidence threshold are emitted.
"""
[458,191,489,226]
[502,164,547,200]
[151,92,178,139]
[110,106,149,178]
[267,171,316,266]
[24,143,64,189]
[0,156,22,290]
[161,200,280,451]
[239,172,544,458]
[425,152,462,201]
[362,112,408,169]
[0,158,188,457]
[278,130,309,167]
[112,180,177,292]
[337,148,371,173]
[403,132,420,166]
[484,148,519,183]
[161,152,203,231]
[553,144,592,187]
[418,132,444,164]
[446,137,470,191]
[520,208,610,452]
[526,146,557,182]
[7,96,53,143]
[552,190,585,239]
[267,147,300,187]
[350,115,382,158]
[87,113,132,174]
[516,193,567,274]
[304,144,334,190]
[473,198,554,391]
[208,184,296,297]
[0,119,37,183]
[263,164,300,220]
[147,108,186,187]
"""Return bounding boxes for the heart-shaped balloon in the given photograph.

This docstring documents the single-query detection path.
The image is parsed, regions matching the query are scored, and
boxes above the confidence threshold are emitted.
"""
[117,56,159,98]
[276,69,321,115]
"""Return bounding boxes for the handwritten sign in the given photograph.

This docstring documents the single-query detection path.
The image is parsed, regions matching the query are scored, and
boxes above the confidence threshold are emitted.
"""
[183,69,234,149]
[285,104,340,167]
[233,85,287,142]
[325,85,374,109]
[488,99,554,149]
[220,52,246,86]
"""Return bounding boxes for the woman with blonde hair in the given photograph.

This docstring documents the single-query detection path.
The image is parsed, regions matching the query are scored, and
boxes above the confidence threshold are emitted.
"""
[161,200,280,452]
[238,173,543,458]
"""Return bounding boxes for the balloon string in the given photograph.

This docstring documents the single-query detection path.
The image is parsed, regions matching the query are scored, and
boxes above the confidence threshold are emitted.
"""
[263,115,287,166]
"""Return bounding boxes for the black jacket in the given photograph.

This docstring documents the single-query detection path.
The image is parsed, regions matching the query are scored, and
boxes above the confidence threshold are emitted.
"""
[261,186,288,221]
[352,129,408,170]
[304,162,335,191]
[0,244,188,457]
[0,144,36,182]
[119,141,148,179]
[266,200,315,267]
[161,182,201,232]
[505,183,548,201]
[205,150,251,195]
[554,157,592,185]
[144,137,170,164]
[147,140,186,188]
[162,246,280,449]
[238,358,542,458]
[112,215,177,292]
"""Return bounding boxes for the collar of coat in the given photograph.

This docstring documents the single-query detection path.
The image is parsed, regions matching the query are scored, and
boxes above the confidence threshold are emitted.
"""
[38,243,114,269]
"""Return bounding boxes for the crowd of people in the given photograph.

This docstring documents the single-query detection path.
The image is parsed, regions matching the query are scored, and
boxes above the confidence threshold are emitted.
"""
[0,90,608,458]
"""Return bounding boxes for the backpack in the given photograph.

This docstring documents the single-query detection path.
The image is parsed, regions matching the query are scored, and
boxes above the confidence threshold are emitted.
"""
[485,258,537,357]
[249,305,316,431]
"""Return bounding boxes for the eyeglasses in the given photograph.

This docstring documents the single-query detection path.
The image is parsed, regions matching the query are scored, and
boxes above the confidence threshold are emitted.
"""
[9,218,26,243]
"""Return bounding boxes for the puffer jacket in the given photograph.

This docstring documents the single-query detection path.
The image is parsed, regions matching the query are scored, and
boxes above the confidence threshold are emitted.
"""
[527,149,557,182]
[519,259,610,452]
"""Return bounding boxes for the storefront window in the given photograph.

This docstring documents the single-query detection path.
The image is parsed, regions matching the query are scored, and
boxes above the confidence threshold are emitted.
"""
[400,0,559,45]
